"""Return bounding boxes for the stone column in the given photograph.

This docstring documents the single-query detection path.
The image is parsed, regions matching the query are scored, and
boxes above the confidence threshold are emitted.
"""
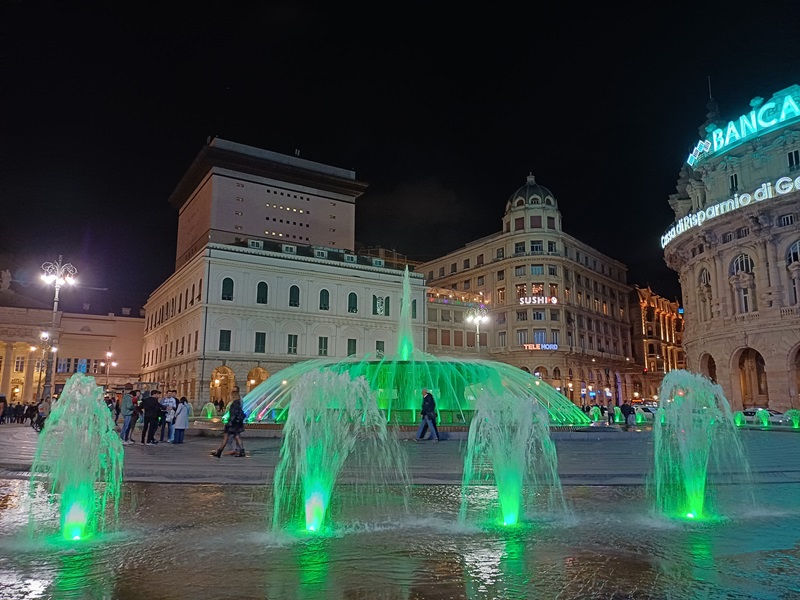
[712,253,730,317]
[23,352,35,403]
[766,237,784,307]
[1,342,13,396]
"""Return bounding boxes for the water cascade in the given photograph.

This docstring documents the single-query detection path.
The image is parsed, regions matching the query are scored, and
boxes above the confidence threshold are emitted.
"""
[650,370,752,520]
[786,408,800,429]
[29,373,124,541]
[271,370,409,532]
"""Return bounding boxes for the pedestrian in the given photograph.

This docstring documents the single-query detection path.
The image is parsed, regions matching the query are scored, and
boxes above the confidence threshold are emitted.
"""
[211,387,246,457]
[140,389,162,445]
[128,390,141,440]
[113,395,121,426]
[607,399,615,424]
[172,396,190,443]
[119,391,135,444]
[414,388,440,442]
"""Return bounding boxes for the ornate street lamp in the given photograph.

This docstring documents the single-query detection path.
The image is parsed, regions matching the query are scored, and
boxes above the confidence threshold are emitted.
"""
[40,255,77,399]
[100,351,118,391]
[465,305,489,354]
[32,331,56,401]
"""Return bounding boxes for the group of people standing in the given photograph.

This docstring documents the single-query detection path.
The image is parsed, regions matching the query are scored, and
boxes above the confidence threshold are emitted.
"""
[119,389,191,445]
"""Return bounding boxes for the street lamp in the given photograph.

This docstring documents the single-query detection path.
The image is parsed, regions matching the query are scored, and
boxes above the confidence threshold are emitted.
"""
[32,331,55,401]
[465,305,489,354]
[40,255,77,399]
[99,351,117,391]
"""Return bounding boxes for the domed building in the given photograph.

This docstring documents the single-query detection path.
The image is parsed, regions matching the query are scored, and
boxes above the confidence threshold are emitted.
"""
[420,174,641,408]
[663,84,800,410]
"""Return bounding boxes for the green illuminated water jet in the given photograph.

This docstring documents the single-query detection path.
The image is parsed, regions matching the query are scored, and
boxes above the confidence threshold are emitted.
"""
[29,373,124,541]
[271,370,409,532]
[786,408,800,428]
[460,385,565,526]
[649,370,752,521]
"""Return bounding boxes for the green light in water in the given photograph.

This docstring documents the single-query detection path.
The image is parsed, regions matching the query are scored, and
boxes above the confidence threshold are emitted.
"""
[686,513,695,519]
[62,502,88,542]
[305,489,327,532]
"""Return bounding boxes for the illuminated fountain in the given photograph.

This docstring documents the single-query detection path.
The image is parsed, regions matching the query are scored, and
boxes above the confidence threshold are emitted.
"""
[271,370,409,532]
[786,408,800,429]
[460,384,565,527]
[29,373,124,541]
[649,370,752,521]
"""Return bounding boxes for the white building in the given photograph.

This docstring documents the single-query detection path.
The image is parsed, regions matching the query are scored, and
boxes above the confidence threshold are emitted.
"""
[419,175,638,407]
[141,139,425,406]
[663,84,800,410]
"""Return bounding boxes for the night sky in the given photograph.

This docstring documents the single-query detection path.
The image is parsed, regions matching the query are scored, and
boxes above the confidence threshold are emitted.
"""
[3,1,800,313]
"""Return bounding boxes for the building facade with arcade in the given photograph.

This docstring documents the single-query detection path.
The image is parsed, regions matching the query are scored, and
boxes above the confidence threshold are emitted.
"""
[663,84,800,410]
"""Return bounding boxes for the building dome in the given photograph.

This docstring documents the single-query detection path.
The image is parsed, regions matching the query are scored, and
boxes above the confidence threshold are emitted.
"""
[506,174,558,210]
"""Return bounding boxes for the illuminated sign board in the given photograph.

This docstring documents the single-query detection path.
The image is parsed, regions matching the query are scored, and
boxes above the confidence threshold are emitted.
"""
[687,85,800,167]
[660,174,800,248]
[519,296,558,305]
[523,343,559,351]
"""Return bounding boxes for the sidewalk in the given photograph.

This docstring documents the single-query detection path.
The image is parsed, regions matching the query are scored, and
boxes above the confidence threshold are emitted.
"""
[0,422,798,486]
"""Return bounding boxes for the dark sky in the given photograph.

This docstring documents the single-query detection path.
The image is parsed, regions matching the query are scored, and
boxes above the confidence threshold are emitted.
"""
[3,1,800,313]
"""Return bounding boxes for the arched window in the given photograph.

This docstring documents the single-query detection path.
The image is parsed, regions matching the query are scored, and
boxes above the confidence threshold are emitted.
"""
[787,240,800,305]
[553,367,561,380]
[348,292,358,313]
[221,277,234,301]
[730,254,755,313]
[730,254,754,275]
[788,240,800,265]
[256,282,268,304]
[289,285,300,307]
[699,268,711,286]
[319,289,330,310]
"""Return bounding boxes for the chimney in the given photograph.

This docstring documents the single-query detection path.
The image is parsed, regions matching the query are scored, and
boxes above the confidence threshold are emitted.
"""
[121,307,131,316]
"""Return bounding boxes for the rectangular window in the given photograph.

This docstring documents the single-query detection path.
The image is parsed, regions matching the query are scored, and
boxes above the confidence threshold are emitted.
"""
[194,331,199,352]
[531,282,544,295]
[516,310,528,321]
[254,332,266,353]
[441,330,451,346]
[729,173,739,192]
[547,216,555,229]
[498,331,507,346]
[438,266,445,277]
[497,288,506,304]
[427,308,438,322]
[14,356,24,372]
[476,254,484,266]
[219,329,231,351]
[515,283,527,300]
[477,275,485,286]
[347,338,357,356]
[532,310,545,321]
[516,329,528,345]
[287,334,298,355]
[789,150,800,170]
[454,310,463,323]
[375,340,385,356]
[463,258,470,269]
[530,264,544,275]
[496,270,505,281]
[551,329,560,345]
[779,214,796,226]
[565,287,571,302]
[496,247,505,259]
[77,358,88,373]
[318,336,329,356]
[514,217,525,231]
[514,242,526,255]
[530,215,542,228]
[533,329,546,344]
[441,310,451,322]
[603,302,608,315]
[428,328,438,345]
[550,309,559,321]
[454,330,463,346]
[515,265,526,277]
[530,240,543,253]
[549,283,558,297]
[548,241,557,254]
[463,279,471,290]
[450,263,457,273]
[548,265,558,276]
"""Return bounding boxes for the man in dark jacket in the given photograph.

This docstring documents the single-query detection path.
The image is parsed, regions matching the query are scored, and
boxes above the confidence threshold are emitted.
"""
[140,389,162,445]
[414,388,440,442]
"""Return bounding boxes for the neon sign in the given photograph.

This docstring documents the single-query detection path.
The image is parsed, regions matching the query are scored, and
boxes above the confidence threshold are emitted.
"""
[519,296,558,305]
[523,343,558,351]
[661,174,800,248]
[687,85,800,167]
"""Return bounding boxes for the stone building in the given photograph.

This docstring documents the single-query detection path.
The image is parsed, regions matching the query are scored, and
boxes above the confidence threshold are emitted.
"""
[140,138,425,407]
[420,175,639,407]
[662,84,800,410]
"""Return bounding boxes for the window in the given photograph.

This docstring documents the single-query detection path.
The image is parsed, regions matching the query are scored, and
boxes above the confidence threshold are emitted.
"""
[731,254,754,274]
[219,330,231,351]
[347,338,357,356]
[789,149,800,171]
[463,258,470,269]
[533,329,546,344]
[256,281,268,304]
[548,241,557,254]
[289,285,300,307]
[318,337,328,356]
[514,217,525,231]
[515,283,527,301]
[729,173,739,192]
[287,334,298,354]
[441,310,451,322]
[476,254,484,266]
[497,269,505,281]
[463,279,471,290]
[254,332,266,353]
[530,240,543,253]
[551,330,560,345]
[319,289,330,310]
[348,292,358,313]
[221,277,234,301]
[14,356,24,372]
[515,242,526,255]
[789,241,800,304]
[496,248,505,259]
[477,275,485,286]
[722,232,734,243]
[450,263,457,273]
[736,227,749,239]
[372,295,390,316]
[516,310,528,321]
[375,340,385,356]
[533,310,545,321]
[530,264,544,275]
[438,266,445,277]
[530,215,542,228]
[547,216,555,229]
[548,265,557,276]
[516,329,528,345]
[550,309,559,321]
[779,214,796,227]
[549,283,558,297]
[497,288,506,304]
[515,265,526,277]
[498,331,507,346]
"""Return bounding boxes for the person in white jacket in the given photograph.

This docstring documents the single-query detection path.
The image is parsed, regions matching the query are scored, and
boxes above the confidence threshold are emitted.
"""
[172,397,191,444]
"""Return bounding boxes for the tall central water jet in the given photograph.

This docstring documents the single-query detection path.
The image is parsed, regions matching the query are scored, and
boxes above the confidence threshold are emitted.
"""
[272,370,409,532]
[29,373,124,541]
[460,386,565,526]
[650,370,752,521]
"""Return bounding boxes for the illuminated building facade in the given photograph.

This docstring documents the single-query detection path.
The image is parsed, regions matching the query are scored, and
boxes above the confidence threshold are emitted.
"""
[420,175,637,406]
[663,84,800,410]
[628,286,685,401]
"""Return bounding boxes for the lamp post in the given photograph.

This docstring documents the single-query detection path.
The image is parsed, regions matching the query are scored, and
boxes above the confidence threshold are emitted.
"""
[33,331,55,401]
[40,256,77,399]
[465,305,489,355]
[99,351,117,391]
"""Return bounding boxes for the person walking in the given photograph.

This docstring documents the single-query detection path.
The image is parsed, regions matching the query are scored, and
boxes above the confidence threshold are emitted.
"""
[606,399,615,425]
[140,389,162,445]
[172,396,190,444]
[158,390,177,442]
[211,388,246,457]
[414,388,440,442]
[119,391,135,444]
[128,390,142,440]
